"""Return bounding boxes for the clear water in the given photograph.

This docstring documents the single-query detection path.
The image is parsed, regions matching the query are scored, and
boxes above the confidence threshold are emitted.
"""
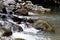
[0,7,60,40]
[7,14,60,40]
[37,7,60,40]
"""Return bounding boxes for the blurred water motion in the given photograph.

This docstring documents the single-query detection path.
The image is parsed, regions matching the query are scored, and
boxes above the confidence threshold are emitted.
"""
[0,14,60,40]
[0,0,60,40]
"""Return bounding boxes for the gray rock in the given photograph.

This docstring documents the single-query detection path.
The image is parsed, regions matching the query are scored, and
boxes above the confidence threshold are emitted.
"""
[15,7,28,16]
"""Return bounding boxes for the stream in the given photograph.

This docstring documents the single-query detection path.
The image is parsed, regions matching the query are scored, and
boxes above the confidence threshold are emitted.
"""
[0,14,60,40]
[0,0,60,40]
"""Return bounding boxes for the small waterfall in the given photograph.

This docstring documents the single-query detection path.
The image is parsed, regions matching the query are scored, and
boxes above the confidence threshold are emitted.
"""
[19,22,40,34]
[7,18,40,34]
[0,14,52,40]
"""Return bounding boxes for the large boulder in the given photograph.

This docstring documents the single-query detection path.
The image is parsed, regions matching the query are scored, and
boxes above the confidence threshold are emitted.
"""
[33,20,55,32]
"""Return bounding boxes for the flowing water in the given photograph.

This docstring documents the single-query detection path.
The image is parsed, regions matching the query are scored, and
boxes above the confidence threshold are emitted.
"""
[0,15,60,40]
[11,14,60,40]
[12,7,60,40]
[0,5,60,40]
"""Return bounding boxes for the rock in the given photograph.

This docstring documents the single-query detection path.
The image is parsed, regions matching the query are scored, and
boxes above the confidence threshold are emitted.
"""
[27,18,34,23]
[1,15,6,18]
[15,38,25,40]
[2,30,12,37]
[0,1,4,10]
[15,7,28,16]
[12,24,23,32]
[33,20,55,32]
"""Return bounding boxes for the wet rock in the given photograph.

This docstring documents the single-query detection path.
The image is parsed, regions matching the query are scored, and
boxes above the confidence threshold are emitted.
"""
[0,27,5,36]
[27,18,34,23]
[2,30,12,37]
[0,1,4,10]
[15,7,28,16]
[33,20,55,32]
[11,17,25,23]
[1,15,6,18]
[12,24,23,32]
[15,38,25,40]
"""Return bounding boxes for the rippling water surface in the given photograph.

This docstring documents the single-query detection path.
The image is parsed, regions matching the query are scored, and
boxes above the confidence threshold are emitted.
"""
[37,7,60,40]
[0,7,60,40]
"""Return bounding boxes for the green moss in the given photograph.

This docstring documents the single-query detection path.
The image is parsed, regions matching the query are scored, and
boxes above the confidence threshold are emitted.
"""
[33,20,55,33]
[15,38,25,40]
[2,30,12,37]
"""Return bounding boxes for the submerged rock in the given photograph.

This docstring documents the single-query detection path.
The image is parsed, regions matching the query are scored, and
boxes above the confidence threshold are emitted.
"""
[33,20,55,33]
[12,24,23,32]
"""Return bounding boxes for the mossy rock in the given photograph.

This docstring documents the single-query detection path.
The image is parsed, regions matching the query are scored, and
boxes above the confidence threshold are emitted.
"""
[2,30,12,37]
[33,20,55,33]
[15,38,25,40]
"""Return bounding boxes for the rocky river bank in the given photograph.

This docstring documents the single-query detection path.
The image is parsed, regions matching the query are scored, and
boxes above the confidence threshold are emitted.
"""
[0,0,60,40]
